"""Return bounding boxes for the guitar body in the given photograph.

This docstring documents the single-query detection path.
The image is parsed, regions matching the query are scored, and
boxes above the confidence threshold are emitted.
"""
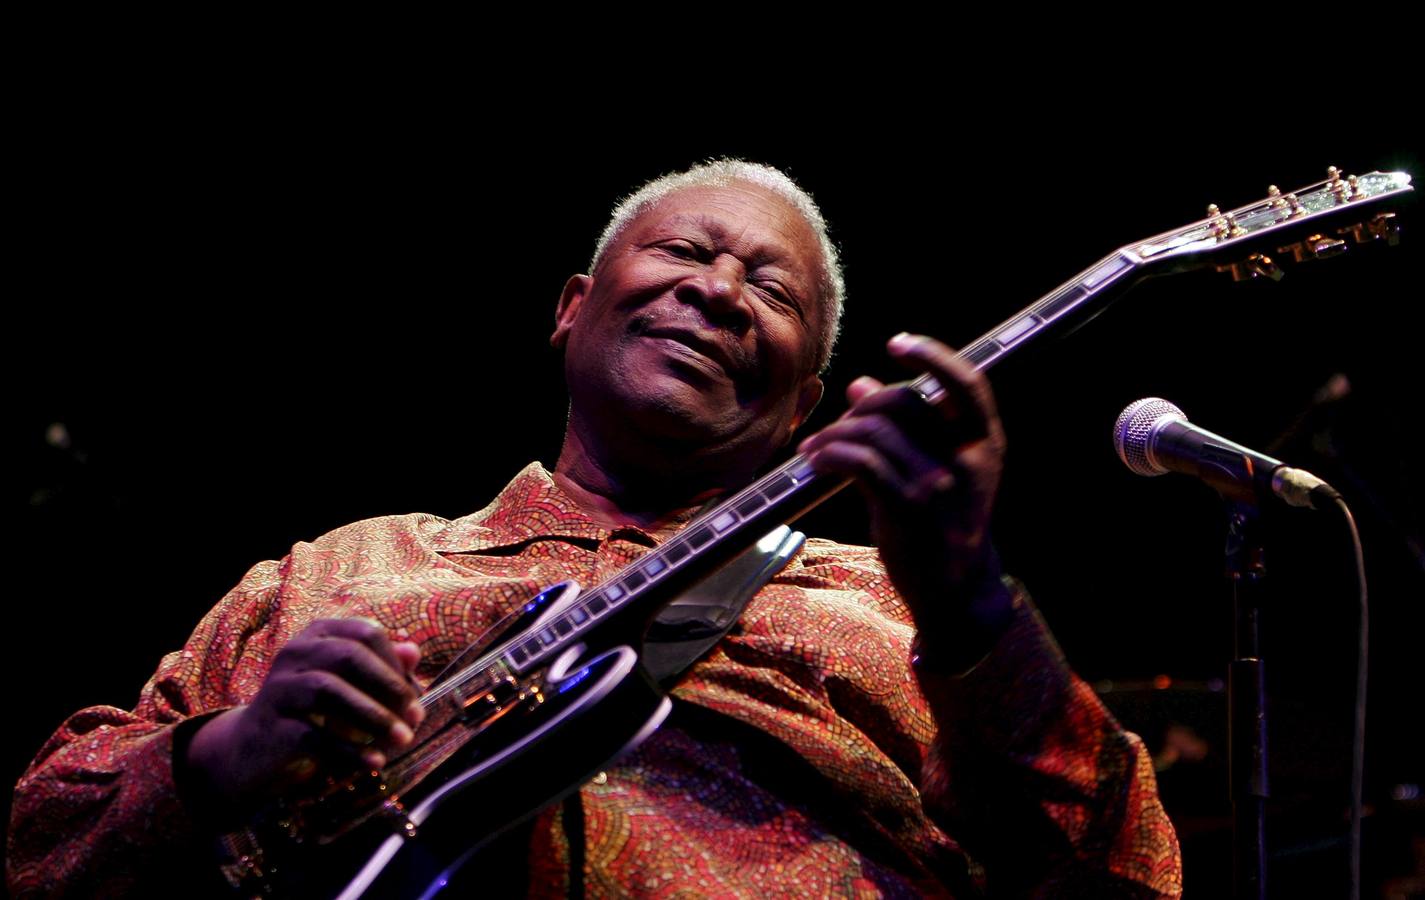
[232,582,672,899]
[335,645,671,900]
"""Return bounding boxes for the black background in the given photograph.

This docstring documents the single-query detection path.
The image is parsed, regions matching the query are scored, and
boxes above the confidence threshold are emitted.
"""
[10,64,1421,896]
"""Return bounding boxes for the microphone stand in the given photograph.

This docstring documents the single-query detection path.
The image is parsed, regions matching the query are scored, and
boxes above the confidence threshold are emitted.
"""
[1225,502,1268,900]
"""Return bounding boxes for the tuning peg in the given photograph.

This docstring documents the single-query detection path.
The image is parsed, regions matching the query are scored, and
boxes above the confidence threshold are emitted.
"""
[1369,212,1402,245]
[1307,234,1348,257]
[1337,212,1402,246]
[1277,233,1349,263]
[1215,253,1284,282]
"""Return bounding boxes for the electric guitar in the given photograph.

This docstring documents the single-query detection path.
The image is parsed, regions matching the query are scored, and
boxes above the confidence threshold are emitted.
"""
[221,168,1413,898]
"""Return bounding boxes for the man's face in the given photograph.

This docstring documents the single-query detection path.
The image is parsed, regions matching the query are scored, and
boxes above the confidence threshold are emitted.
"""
[553,181,826,460]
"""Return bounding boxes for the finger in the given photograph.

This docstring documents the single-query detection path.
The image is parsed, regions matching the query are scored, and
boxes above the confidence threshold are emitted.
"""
[392,640,422,677]
[294,638,423,728]
[288,715,388,773]
[835,381,977,457]
[272,670,416,756]
[887,333,1005,447]
[803,438,946,512]
[844,375,883,406]
[800,414,953,503]
[309,618,412,675]
[300,619,425,727]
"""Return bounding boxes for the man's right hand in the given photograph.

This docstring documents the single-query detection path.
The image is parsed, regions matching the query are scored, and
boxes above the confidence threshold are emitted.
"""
[181,618,424,826]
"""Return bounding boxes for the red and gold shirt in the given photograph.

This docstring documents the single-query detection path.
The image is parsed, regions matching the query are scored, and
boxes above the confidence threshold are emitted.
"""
[9,463,1181,897]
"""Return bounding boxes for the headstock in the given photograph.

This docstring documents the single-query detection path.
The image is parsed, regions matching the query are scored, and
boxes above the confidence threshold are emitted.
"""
[1130,166,1412,282]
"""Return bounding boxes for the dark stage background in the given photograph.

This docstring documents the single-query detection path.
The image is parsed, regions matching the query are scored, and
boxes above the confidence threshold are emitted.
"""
[10,88,1421,895]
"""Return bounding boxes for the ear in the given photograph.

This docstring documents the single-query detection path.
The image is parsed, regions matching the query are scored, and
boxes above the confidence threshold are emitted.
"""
[550,274,592,350]
[788,373,824,436]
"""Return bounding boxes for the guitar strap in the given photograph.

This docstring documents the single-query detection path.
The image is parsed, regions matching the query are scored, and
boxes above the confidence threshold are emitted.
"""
[640,523,806,686]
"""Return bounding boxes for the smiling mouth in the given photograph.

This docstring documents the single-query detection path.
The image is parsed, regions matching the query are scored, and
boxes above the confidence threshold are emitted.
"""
[638,328,738,378]
[645,335,726,377]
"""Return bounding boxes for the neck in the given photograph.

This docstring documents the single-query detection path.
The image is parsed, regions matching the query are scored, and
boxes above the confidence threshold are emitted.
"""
[553,417,767,531]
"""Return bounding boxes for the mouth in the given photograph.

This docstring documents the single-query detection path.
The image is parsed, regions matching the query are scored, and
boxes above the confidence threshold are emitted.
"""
[639,326,739,377]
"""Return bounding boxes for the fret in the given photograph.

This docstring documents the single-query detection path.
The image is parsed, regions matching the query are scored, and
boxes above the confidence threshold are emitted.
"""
[665,542,691,563]
[961,342,1000,367]
[993,313,1041,348]
[1081,254,1133,290]
[1034,284,1089,321]
[735,493,768,516]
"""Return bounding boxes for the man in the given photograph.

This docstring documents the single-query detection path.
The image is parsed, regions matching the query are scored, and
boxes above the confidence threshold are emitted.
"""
[9,161,1182,896]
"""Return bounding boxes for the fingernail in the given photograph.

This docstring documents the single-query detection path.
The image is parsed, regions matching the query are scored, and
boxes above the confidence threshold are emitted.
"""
[406,700,426,727]
[888,332,917,349]
[391,722,414,746]
[362,749,387,771]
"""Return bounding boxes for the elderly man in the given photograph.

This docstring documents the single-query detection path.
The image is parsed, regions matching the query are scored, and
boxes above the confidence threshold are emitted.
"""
[10,161,1182,897]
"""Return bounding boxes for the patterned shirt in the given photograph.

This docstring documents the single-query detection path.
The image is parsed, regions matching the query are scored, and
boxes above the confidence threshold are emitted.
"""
[9,463,1182,897]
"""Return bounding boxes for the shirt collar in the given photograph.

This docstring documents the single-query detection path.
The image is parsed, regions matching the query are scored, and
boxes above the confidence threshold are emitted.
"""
[431,462,704,554]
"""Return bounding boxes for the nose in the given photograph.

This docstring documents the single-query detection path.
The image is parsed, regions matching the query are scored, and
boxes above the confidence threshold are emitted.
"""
[673,253,752,329]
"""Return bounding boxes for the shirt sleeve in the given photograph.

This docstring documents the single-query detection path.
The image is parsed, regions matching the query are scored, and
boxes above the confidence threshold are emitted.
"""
[6,558,289,899]
[916,582,1184,898]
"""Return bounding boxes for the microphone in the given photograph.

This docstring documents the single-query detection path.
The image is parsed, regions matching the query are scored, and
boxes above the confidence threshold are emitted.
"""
[1114,398,1342,510]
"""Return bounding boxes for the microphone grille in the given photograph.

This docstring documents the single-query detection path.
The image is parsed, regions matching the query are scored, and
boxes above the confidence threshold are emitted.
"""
[1114,397,1186,476]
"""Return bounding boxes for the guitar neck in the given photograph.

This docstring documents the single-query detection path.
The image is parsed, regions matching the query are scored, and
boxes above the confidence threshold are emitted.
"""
[482,168,1412,679]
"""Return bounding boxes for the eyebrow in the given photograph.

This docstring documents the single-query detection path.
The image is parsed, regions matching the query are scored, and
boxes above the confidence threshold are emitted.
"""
[649,214,801,272]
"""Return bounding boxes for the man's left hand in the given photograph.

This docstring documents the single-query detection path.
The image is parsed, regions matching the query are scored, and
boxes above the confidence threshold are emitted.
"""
[798,333,1011,660]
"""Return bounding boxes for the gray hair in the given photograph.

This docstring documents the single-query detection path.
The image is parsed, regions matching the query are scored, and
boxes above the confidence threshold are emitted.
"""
[589,159,845,373]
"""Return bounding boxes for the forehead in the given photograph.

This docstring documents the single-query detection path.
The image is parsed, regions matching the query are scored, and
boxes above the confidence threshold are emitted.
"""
[626,182,823,278]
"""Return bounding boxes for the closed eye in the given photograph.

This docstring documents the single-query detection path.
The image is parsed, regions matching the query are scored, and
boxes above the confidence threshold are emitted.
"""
[657,240,704,260]
[754,279,801,315]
